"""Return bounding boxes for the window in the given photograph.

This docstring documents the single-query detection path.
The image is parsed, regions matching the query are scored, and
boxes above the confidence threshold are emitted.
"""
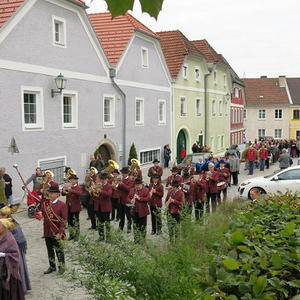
[234,88,240,98]
[22,87,44,130]
[195,67,200,81]
[196,98,202,116]
[53,16,66,47]
[180,96,187,116]
[140,148,160,165]
[258,109,266,120]
[274,129,282,138]
[135,98,144,125]
[182,64,188,79]
[234,108,237,123]
[221,135,224,148]
[141,47,149,68]
[258,129,265,138]
[240,109,243,123]
[38,156,66,185]
[212,100,216,116]
[217,136,221,150]
[224,101,228,116]
[213,71,217,83]
[158,99,166,124]
[277,169,300,180]
[103,95,115,127]
[275,109,282,120]
[219,100,223,116]
[293,110,300,120]
[244,109,247,120]
[224,74,227,87]
[62,92,78,128]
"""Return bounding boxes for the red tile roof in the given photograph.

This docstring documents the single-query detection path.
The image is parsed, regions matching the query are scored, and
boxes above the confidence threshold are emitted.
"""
[156,30,202,79]
[192,39,224,64]
[89,12,157,66]
[0,0,86,28]
[243,77,289,106]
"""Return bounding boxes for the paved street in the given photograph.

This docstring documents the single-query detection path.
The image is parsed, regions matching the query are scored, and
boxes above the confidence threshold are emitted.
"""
[15,159,294,300]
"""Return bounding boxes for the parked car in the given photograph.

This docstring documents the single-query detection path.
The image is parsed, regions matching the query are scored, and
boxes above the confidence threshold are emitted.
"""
[177,152,211,170]
[238,166,300,199]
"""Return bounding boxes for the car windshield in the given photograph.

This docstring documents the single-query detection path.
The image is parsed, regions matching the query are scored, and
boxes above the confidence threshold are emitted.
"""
[264,169,280,178]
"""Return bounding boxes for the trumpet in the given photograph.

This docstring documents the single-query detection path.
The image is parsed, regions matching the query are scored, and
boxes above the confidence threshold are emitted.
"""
[112,176,121,190]
[89,182,103,197]
[42,170,53,199]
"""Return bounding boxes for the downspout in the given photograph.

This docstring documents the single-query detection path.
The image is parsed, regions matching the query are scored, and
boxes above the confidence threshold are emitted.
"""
[109,68,127,167]
[204,69,212,145]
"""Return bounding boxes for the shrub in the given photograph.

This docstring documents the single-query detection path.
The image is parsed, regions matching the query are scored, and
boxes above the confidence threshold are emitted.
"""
[128,143,138,166]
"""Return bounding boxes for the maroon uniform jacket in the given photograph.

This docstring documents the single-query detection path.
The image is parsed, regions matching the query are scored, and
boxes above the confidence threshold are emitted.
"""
[94,183,112,212]
[148,166,163,182]
[194,178,208,201]
[166,174,183,187]
[128,187,150,218]
[118,176,134,205]
[148,182,164,207]
[41,199,67,238]
[136,169,143,180]
[202,170,219,194]
[181,181,195,205]
[165,188,184,214]
[38,180,55,200]
[183,165,195,177]
[109,178,120,200]
[217,167,230,190]
[66,184,82,213]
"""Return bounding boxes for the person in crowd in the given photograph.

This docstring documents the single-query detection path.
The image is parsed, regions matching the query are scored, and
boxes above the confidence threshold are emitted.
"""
[166,167,183,189]
[247,145,258,175]
[24,167,44,191]
[165,180,183,243]
[278,148,291,170]
[258,145,268,171]
[181,172,195,215]
[0,168,12,205]
[183,158,195,178]
[194,174,207,220]
[192,142,198,153]
[241,144,250,171]
[85,168,97,230]
[216,160,230,204]
[93,173,112,242]
[128,178,150,244]
[195,157,205,174]
[0,205,31,293]
[38,170,54,202]
[163,144,171,168]
[110,169,121,222]
[148,174,164,235]
[118,167,134,233]
[249,188,260,203]
[213,157,220,169]
[180,142,186,162]
[0,217,25,300]
[41,182,67,275]
[0,170,7,209]
[228,154,240,186]
[203,163,219,212]
[63,174,82,241]
[235,146,241,159]
[148,159,163,183]
[89,155,104,172]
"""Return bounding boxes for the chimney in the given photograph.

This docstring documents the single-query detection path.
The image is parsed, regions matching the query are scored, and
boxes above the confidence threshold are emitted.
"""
[279,75,286,87]
[260,75,267,78]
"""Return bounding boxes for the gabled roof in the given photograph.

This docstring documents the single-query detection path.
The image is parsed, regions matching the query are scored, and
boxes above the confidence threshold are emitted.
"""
[220,54,244,86]
[0,0,86,29]
[89,12,157,66]
[243,77,289,106]
[156,30,202,79]
[287,78,300,105]
[191,39,224,63]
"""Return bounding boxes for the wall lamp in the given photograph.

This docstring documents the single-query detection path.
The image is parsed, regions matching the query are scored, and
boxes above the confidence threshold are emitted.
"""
[51,73,67,97]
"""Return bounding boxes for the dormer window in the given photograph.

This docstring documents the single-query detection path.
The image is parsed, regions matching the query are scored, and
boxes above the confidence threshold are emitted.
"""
[141,47,149,68]
[183,65,188,79]
[213,71,217,83]
[53,16,66,47]
[195,67,200,81]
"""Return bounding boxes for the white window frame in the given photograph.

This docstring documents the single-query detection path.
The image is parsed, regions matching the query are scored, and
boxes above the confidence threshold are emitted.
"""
[61,90,78,129]
[182,64,188,80]
[258,129,266,138]
[103,94,115,128]
[52,15,66,48]
[139,147,161,166]
[196,98,202,116]
[21,86,44,131]
[212,100,216,117]
[135,97,144,126]
[274,129,282,139]
[244,109,247,120]
[219,100,223,116]
[234,88,239,98]
[180,96,187,116]
[141,47,149,68]
[258,109,266,120]
[274,108,282,120]
[194,66,200,82]
[158,99,166,125]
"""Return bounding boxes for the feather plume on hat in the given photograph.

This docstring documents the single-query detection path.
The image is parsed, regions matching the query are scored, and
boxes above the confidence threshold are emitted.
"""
[0,217,17,230]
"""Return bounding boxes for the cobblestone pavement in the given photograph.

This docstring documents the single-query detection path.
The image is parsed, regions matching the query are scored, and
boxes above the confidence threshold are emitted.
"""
[17,159,291,299]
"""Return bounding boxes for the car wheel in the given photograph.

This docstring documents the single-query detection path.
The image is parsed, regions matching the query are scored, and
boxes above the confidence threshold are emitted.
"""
[248,187,266,199]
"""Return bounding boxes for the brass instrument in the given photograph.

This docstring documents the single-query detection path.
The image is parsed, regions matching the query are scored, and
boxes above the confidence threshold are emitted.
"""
[89,182,103,197]
[84,167,98,192]
[104,160,119,177]
[42,170,54,199]
[64,168,76,182]
[129,158,140,179]
[62,168,77,195]
[206,170,212,181]
[112,175,122,190]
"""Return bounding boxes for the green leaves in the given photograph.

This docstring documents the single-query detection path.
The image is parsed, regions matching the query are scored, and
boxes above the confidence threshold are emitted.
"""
[223,258,239,271]
[271,254,283,269]
[231,231,245,245]
[253,276,267,296]
[281,220,296,237]
[104,0,164,19]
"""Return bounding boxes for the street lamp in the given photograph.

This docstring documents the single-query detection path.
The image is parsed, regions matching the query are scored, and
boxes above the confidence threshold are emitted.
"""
[226,92,231,100]
[51,73,67,97]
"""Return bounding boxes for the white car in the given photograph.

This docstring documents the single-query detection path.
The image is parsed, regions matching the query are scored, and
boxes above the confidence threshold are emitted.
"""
[238,166,300,199]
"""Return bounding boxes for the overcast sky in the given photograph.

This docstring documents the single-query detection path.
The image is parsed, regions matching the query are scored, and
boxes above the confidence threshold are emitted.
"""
[86,0,299,78]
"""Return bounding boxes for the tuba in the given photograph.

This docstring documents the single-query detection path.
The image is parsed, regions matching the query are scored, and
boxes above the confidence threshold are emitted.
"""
[62,169,77,195]
[104,160,119,177]
[129,159,140,179]
[65,168,76,181]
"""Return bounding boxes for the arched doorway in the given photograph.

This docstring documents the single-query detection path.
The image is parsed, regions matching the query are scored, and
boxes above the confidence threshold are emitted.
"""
[177,129,187,163]
[94,139,118,166]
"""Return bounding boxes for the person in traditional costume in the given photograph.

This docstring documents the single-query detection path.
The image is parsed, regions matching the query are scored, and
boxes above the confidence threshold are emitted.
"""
[0,204,31,293]
[0,217,25,300]
[41,182,67,275]
[0,169,7,209]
